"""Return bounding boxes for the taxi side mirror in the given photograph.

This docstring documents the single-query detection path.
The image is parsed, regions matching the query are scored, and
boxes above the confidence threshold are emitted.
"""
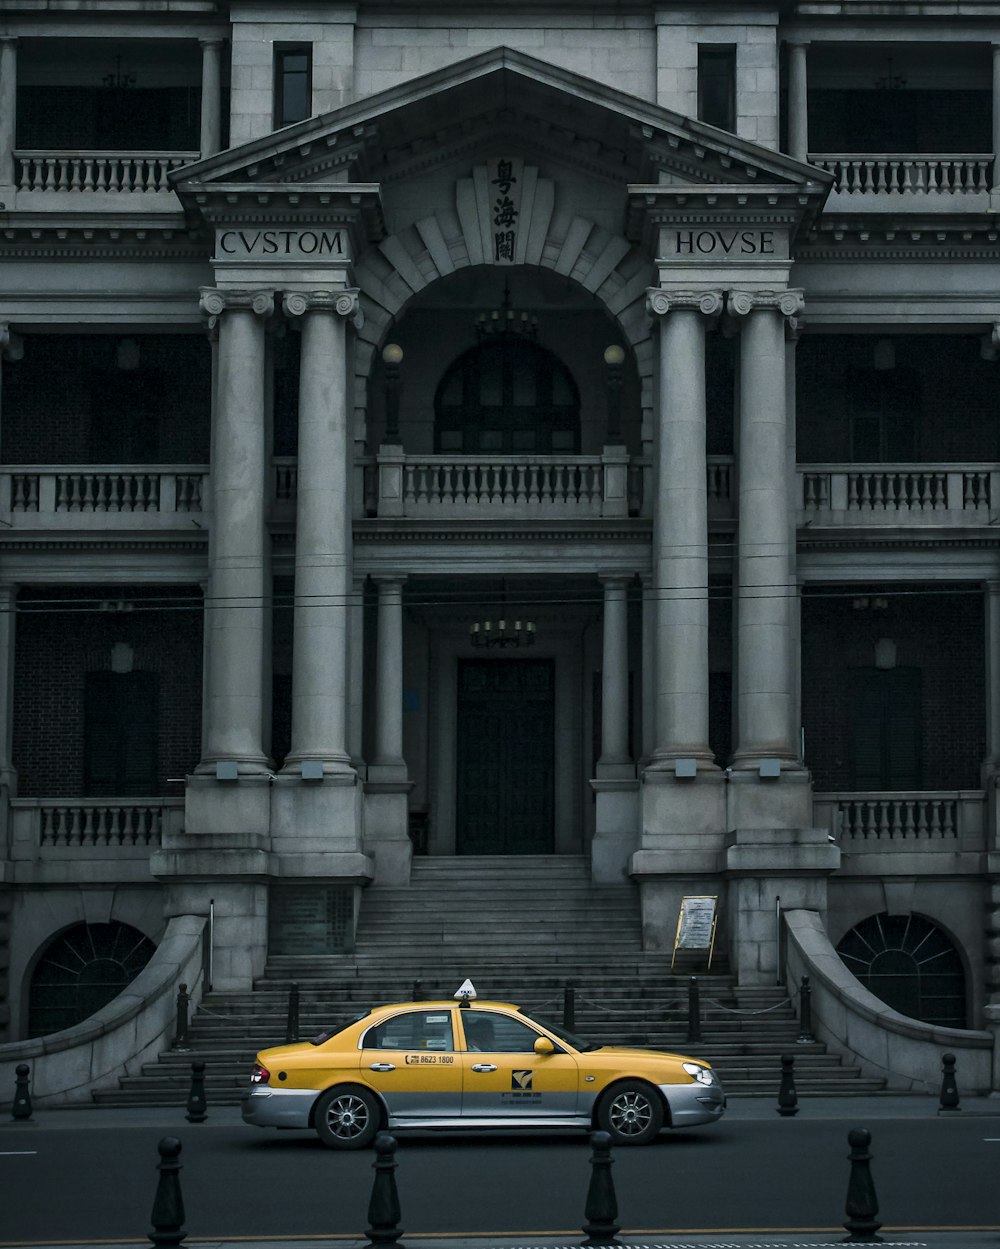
[533,1036,555,1056]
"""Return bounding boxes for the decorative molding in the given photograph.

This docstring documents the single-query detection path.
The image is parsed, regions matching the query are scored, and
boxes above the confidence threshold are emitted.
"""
[646,288,724,318]
[282,289,363,329]
[727,288,805,319]
[199,288,275,321]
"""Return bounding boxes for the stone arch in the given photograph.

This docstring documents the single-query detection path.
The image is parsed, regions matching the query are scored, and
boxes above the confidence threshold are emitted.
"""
[351,207,655,429]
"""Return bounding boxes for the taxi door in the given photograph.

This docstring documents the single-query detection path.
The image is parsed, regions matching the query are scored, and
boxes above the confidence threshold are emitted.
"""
[359,1007,462,1120]
[457,1008,579,1118]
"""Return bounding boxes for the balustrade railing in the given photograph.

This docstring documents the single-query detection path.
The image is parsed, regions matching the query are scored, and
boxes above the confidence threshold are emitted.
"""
[4,467,208,517]
[811,154,993,196]
[403,456,603,510]
[799,464,997,521]
[814,791,984,848]
[14,151,197,194]
[9,798,184,855]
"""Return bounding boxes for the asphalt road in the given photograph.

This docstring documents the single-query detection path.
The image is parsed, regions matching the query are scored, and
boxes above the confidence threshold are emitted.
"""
[2,1112,1000,1243]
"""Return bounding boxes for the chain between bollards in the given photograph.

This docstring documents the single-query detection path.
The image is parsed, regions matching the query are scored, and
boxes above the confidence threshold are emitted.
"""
[776,1054,799,1116]
[366,1131,404,1248]
[582,1129,620,1244]
[172,983,190,1051]
[11,1063,32,1121]
[148,1136,186,1247]
[185,1061,207,1123]
[843,1126,883,1242]
[938,1052,960,1112]
[285,982,300,1044]
[686,976,702,1043]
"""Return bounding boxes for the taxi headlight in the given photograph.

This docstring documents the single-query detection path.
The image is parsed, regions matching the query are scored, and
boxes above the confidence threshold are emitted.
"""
[682,1061,713,1085]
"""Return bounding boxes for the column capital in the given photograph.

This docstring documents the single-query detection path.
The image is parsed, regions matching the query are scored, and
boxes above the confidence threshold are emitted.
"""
[199,36,226,48]
[0,36,17,48]
[199,288,275,322]
[598,572,633,589]
[728,288,804,320]
[646,288,724,319]
[785,37,811,48]
[0,324,23,361]
[283,289,364,330]
[371,573,407,589]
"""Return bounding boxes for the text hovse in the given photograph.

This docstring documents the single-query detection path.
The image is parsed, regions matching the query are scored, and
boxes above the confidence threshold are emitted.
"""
[672,229,775,256]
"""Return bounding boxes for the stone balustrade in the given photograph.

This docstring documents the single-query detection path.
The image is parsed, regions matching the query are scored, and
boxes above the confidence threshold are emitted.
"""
[813,791,985,848]
[799,464,998,524]
[2,467,208,528]
[10,798,184,854]
[14,151,197,194]
[811,154,993,208]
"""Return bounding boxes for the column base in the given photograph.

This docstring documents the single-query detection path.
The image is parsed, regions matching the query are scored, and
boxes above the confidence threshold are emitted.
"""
[363,782,414,886]
[590,777,639,883]
[270,771,364,867]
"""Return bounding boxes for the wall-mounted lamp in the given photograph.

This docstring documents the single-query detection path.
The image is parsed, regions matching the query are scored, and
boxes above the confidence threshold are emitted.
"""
[874,637,897,670]
[603,344,625,445]
[117,338,140,371]
[382,342,403,445]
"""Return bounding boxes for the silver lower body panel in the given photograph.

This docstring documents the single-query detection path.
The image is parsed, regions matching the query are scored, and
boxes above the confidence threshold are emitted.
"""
[241,1087,317,1128]
[658,1078,726,1127]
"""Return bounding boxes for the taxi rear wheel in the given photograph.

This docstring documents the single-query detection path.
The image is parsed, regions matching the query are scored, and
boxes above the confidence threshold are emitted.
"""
[597,1080,664,1146]
[315,1086,382,1150]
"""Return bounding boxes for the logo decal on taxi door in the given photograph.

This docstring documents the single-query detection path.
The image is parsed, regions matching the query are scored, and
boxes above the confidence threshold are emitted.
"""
[511,1069,533,1090]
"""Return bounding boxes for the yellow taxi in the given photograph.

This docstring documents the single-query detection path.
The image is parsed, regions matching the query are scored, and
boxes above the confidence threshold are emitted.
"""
[241,982,725,1148]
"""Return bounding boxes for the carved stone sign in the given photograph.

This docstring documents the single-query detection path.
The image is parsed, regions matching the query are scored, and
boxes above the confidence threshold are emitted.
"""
[214,227,349,262]
[268,885,354,955]
[669,228,777,257]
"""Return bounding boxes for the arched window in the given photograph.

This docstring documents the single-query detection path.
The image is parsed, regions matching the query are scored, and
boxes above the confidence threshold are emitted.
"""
[28,921,156,1038]
[836,913,966,1028]
[435,338,580,454]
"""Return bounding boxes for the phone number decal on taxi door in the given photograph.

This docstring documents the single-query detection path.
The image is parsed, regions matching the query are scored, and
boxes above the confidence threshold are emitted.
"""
[404,1054,455,1064]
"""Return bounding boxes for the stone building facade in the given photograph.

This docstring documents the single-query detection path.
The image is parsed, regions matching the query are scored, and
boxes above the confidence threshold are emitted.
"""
[1,0,999,1053]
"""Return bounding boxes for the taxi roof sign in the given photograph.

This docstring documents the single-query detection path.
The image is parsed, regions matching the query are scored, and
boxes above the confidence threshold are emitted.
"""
[454,979,477,1002]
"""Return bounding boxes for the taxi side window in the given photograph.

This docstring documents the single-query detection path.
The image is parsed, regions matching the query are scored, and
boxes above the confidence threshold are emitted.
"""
[465,1012,545,1053]
[363,1010,454,1052]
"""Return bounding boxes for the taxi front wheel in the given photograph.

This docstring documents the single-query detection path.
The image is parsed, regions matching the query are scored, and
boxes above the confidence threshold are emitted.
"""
[315,1086,381,1149]
[597,1080,664,1146]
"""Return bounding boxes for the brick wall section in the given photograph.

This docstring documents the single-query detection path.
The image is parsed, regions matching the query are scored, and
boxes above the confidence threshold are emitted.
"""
[3,335,210,465]
[801,587,985,791]
[797,335,999,463]
[13,586,203,797]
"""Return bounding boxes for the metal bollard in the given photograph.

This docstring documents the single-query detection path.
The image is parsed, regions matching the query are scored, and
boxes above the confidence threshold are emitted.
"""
[776,1054,799,1117]
[366,1132,404,1247]
[686,976,702,1043]
[843,1127,883,1243]
[939,1052,960,1112]
[148,1136,186,1248]
[797,975,815,1043]
[185,1061,208,1124]
[582,1129,620,1244]
[172,983,190,1052]
[285,982,300,1045]
[11,1063,32,1121]
[563,982,576,1032]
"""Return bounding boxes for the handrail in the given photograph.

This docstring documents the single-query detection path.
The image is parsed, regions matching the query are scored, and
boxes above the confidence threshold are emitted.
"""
[14,150,198,194]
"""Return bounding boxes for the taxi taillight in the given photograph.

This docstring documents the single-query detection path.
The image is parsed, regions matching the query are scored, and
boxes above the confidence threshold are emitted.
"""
[250,1063,270,1085]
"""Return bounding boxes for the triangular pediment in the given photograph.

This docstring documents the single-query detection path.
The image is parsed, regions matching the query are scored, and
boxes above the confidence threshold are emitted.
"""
[173,46,829,219]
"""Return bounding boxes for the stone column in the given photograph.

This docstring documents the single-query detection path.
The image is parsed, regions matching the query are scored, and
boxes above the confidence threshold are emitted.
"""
[281,290,360,776]
[372,575,407,772]
[597,575,632,776]
[197,288,273,775]
[640,574,655,762]
[984,581,1000,780]
[787,41,810,163]
[348,575,366,771]
[199,38,224,159]
[0,38,17,191]
[645,289,722,771]
[0,583,17,796]
[993,44,1000,195]
[728,289,804,770]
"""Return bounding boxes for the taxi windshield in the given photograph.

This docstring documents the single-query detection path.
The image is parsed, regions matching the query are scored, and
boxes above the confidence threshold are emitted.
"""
[527,1014,602,1053]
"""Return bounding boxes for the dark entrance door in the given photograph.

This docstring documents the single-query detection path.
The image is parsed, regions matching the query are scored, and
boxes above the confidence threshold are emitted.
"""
[456,658,554,854]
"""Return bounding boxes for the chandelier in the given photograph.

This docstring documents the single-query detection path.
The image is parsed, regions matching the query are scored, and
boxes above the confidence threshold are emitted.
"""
[469,582,537,648]
[474,283,538,340]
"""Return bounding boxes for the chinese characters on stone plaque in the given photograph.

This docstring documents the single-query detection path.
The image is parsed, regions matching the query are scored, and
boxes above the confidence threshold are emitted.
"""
[489,157,523,265]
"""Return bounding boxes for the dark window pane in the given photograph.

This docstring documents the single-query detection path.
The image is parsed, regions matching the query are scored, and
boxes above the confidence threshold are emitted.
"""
[698,46,736,131]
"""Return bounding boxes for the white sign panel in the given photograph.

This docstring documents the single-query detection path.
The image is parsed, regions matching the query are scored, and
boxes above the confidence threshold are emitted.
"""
[675,896,718,950]
[215,227,349,262]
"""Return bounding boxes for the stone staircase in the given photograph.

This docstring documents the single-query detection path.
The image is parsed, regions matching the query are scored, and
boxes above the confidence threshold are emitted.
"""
[92,856,885,1106]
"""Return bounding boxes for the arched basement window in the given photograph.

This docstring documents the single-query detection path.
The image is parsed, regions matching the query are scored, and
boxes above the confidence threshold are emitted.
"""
[836,912,966,1028]
[435,338,580,454]
[28,921,156,1038]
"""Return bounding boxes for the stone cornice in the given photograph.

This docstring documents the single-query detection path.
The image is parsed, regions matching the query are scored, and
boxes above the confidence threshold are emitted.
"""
[352,520,654,544]
[175,182,385,244]
[0,222,205,260]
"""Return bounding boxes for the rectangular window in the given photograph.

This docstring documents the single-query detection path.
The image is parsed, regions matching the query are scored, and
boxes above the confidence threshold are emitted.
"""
[698,45,736,132]
[274,44,312,129]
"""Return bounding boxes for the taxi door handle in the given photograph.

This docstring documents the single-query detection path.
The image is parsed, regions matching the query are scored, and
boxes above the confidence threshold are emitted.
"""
[369,1062,396,1072]
[471,1063,498,1073]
